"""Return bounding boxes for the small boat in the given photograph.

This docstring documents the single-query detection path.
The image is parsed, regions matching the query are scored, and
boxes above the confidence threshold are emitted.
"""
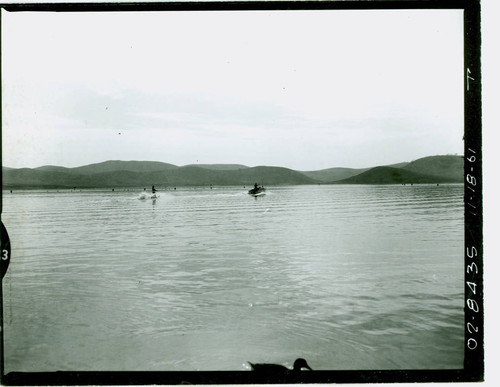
[248,185,266,195]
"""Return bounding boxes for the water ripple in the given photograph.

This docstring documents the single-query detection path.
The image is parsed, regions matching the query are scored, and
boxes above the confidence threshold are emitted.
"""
[2,184,464,371]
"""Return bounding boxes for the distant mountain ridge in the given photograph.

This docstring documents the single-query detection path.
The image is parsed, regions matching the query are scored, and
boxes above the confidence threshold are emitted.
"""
[2,155,463,189]
[299,162,410,183]
[402,155,463,181]
[2,164,315,188]
[332,155,462,184]
[333,166,456,185]
[31,161,179,176]
[184,164,249,171]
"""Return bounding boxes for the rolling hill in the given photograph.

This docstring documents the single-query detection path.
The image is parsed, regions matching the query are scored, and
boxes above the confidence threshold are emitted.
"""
[299,167,370,183]
[2,155,463,188]
[34,165,72,173]
[70,160,179,174]
[299,162,410,183]
[402,155,463,181]
[333,165,461,185]
[2,165,315,188]
[184,164,249,171]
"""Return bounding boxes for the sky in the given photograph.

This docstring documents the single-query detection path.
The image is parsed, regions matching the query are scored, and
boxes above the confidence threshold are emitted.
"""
[2,8,464,170]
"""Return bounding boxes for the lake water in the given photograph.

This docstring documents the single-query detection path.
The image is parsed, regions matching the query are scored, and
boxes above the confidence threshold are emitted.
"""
[1,184,464,372]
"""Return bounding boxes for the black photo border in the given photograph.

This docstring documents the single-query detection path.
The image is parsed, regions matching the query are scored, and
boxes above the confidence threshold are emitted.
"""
[0,0,483,384]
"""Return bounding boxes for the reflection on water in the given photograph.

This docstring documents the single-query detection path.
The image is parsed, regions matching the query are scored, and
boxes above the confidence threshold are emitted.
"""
[2,185,464,371]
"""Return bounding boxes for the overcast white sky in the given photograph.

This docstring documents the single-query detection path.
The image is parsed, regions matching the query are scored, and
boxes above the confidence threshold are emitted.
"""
[2,9,464,170]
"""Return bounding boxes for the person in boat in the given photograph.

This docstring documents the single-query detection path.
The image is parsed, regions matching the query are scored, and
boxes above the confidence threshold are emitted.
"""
[152,185,156,194]
[254,183,258,191]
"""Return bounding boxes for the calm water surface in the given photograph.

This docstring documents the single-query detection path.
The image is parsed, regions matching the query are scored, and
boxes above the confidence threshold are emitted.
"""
[2,185,464,372]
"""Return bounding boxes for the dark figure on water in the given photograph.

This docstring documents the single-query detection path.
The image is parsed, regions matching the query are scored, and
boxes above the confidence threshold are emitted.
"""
[248,358,312,373]
[152,185,156,194]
